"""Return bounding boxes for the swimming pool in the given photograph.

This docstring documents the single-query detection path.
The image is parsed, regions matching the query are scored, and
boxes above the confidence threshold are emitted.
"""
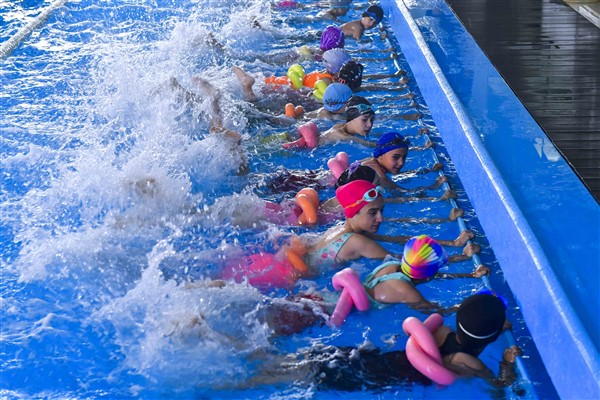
[0,0,573,398]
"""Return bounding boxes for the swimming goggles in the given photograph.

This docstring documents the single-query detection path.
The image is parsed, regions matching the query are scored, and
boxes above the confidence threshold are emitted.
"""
[382,137,410,147]
[346,103,375,115]
[345,186,384,208]
[364,11,381,24]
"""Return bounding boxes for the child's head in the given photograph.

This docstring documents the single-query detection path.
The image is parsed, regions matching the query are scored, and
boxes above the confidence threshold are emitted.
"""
[334,162,378,189]
[361,5,383,29]
[400,235,448,279]
[345,96,374,136]
[456,293,507,351]
[320,26,345,52]
[373,132,410,174]
[336,60,363,91]
[322,48,352,74]
[323,83,352,113]
[328,0,351,16]
[335,180,384,231]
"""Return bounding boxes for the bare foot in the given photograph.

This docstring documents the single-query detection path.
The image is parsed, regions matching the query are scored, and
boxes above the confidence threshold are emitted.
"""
[454,230,475,246]
[449,207,464,220]
[418,127,429,135]
[232,66,257,101]
[431,162,444,171]
[204,32,225,50]
[192,76,221,97]
[424,140,435,148]
[462,242,481,257]
[399,77,409,85]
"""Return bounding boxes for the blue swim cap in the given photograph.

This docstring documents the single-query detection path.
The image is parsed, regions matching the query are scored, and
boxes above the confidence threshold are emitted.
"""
[322,48,352,74]
[323,83,352,112]
[363,5,384,25]
[373,132,409,158]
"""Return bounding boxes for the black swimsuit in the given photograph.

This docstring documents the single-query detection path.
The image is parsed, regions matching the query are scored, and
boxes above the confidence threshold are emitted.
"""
[302,332,485,391]
[301,345,432,391]
[439,332,482,357]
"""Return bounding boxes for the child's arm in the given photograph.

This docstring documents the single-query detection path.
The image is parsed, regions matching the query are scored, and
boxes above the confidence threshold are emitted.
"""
[366,230,475,248]
[446,346,523,387]
[434,265,490,279]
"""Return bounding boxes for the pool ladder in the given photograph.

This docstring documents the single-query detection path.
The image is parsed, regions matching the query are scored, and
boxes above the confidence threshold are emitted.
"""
[378,15,538,397]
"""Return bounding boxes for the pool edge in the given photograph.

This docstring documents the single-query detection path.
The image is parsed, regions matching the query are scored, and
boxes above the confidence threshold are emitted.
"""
[383,0,600,398]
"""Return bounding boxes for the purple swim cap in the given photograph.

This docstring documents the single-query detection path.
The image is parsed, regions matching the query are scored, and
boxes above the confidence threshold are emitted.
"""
[320,26,345,51]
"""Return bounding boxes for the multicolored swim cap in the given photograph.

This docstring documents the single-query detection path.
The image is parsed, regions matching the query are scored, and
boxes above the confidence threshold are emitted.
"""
[320,26,345,51]
[337,60,363,91]
[345,96,374,122]
[456,293,506,350]
[334,162,377,189]
[400,235,448,279]
[363,5,384,25]
[373,132,410,158]
[323,83,352,112]
[335,180,382,218]
[322,48,352,74]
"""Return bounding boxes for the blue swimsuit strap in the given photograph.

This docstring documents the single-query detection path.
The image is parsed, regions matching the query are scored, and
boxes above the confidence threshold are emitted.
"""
[363,260,414,290]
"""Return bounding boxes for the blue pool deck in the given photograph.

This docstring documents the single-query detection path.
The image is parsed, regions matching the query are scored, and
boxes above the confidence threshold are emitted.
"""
[385,0,600,398]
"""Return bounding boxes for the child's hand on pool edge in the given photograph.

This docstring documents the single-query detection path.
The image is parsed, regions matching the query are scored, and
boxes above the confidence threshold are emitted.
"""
[472,265,490,277]
[502,346,522,363]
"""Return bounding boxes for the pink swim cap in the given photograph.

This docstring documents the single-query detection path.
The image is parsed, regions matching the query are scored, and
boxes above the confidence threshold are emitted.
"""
[320,26,345,51]
[335,180,382,218]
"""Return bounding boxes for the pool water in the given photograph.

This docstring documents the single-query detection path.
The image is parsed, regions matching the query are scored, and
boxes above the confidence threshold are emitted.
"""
[1,0,557,398]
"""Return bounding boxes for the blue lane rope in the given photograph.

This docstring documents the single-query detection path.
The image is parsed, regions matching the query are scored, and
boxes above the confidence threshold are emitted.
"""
[0,0,68,59]
[378,9,537,396]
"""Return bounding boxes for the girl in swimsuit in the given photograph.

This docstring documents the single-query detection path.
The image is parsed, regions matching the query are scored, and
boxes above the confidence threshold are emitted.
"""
[301,179,389,275]
[282,95,375,149]
[363,236,490,313]
[360,131,448,193]
[319,163,479,250]
[340,5,384,40]
[236,293,521,391]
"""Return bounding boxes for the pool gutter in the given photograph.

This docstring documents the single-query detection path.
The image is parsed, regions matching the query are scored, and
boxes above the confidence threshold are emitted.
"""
[383,0,600,398]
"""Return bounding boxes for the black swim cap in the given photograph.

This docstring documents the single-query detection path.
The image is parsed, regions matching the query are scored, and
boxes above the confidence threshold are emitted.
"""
[363,5,384,25]
[334,162,377,189]
[345,95,374,122]
[337,60,363,91]
[456,293,506,350]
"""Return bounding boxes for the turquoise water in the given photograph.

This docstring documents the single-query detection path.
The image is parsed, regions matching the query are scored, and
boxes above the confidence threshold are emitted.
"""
[1,0,556,398]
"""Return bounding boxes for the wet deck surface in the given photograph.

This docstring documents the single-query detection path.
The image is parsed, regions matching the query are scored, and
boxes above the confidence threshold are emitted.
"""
[445,0,600,203]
